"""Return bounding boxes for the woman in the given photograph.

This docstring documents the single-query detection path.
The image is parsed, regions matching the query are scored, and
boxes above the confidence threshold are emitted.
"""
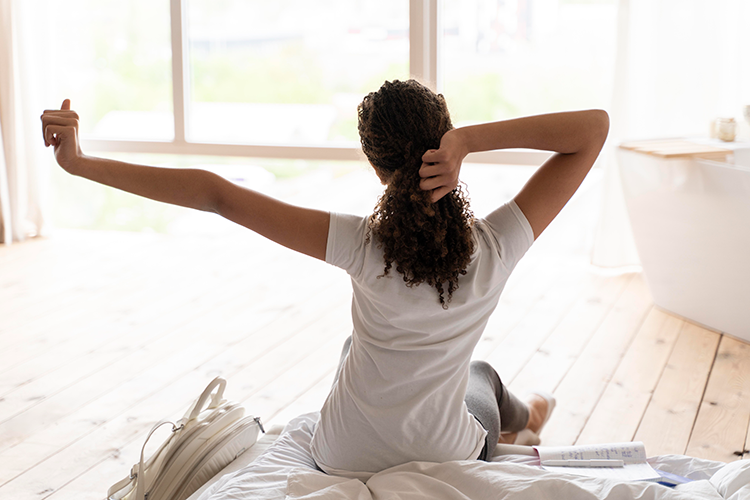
[41,80,608,480]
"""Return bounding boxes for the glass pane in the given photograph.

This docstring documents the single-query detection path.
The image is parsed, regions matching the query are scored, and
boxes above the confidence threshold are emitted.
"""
[442,0,617,126]
[186,0,409,145]
[47,0,173,140]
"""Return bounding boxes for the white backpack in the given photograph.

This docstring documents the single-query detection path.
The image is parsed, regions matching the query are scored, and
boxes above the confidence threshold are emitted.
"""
[108,377,264,500]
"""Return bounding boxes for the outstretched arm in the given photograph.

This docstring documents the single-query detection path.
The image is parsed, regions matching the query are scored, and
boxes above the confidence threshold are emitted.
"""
[41,100,329,260]
[419,110,609,239]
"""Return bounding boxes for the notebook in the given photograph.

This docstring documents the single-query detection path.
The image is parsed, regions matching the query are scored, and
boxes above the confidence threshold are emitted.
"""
[535,441,662,482]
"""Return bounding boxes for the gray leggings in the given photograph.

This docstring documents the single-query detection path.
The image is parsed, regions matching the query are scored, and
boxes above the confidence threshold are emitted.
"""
[465,360,529,460]
[332,337,529,462]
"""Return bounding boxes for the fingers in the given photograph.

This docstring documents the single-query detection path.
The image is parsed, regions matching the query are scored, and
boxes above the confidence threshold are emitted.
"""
[44,124,69,147]
[41,108,79,147]
[42,118,48,147]
[420,175,458,194]
[419,157,457,178]
[42,116,79,127]
[41,118,78,147]
[419,164,459,204]
[44,123,77,147]
[40,99,77,145]
[41,109,79,119]
[419,174,445,191]
[419,162,442,179]
[419,161,458,188]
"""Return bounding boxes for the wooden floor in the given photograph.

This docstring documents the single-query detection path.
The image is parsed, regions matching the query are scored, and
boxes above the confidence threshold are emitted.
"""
[1,164,749,499]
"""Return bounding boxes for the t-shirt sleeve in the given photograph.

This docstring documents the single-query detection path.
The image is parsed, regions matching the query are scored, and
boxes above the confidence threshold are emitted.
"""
[325,212,369,277]
[481,200,535,272]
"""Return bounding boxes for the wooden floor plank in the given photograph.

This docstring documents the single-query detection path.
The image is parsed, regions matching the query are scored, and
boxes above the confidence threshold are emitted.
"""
[0,232,157,337]
[540,274,653,446]
[0,242,303,421]
[0,291,351,499]
[0,341,213,486]
[0,272,341,458]
[634,322,721,456]
[471,257,560,361]
[270,374,337,430]
[0,238,307,386]
[482,266,593,383]
[0,237,188,374]
[45,309,353,500]
[509,273,632,395]
[0,277,349,486]
[686,335,750,462]
[575,308,684,445]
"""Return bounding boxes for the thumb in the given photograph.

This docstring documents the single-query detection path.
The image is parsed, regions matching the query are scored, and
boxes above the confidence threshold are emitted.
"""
[61,99,71,110]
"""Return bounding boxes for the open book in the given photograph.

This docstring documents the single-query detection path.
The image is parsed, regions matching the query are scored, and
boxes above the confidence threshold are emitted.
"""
[534,442,662,482]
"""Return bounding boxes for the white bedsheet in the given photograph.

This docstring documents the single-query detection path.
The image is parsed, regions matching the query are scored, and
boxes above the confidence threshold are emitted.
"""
[196,413,750,500]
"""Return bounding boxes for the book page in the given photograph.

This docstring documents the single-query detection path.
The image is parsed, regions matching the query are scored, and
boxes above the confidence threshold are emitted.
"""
[536,441,648,464]
[534,442,661,481]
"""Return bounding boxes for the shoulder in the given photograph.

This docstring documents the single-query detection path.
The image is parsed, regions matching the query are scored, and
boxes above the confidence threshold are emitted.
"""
[326,212,371,276]
[327,212,370,251]
[476,201,534,271]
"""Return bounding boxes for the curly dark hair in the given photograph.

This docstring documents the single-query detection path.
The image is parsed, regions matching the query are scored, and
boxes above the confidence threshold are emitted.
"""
[358,79,475,308]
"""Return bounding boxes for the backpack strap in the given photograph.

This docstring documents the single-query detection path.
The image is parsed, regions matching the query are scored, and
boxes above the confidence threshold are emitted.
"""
[107,420,179,500]
[107,378,228,500]
[135,420,180,500]
[184,377,227,422]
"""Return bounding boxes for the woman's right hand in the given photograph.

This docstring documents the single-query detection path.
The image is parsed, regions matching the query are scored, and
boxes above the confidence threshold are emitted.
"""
[419,128,469,203]
[40,99,84,174]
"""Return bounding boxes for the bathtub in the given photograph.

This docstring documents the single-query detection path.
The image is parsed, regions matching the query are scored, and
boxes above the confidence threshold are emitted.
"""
[618,141,750,342]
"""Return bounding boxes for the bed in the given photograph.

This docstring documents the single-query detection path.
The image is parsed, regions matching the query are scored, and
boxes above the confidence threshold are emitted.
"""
[190,413,750,500]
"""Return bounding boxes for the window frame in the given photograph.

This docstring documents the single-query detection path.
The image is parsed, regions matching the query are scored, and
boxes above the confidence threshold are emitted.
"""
[80,0,548,165]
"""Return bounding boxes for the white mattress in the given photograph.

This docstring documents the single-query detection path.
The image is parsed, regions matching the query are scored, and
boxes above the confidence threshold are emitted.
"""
[191,413,750,500]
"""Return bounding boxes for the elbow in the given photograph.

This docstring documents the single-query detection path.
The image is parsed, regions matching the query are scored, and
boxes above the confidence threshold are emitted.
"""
[199,169,226,214]
[591,109,610,146]
[564,109,610,156]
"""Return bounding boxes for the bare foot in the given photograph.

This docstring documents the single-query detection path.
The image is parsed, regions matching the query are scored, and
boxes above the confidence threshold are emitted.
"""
[497,432,517,444]
[497,393,550,444]
[525,393,549,434]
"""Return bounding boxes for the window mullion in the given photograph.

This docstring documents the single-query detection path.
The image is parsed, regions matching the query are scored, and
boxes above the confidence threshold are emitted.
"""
[410,0,441,92]
[433,0,443,93]
[170,0,189,144]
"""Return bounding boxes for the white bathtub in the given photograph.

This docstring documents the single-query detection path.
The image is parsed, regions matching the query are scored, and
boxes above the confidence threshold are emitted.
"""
[619,142,750,341]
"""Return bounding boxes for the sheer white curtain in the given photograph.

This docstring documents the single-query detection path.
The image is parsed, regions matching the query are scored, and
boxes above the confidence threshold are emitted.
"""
[592,0,750,268]
[0,0,51,245]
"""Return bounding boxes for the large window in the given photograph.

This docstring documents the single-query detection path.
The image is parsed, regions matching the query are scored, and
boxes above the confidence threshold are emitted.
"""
[49,0,174,141]
[48,0,615,164]
[443,0,616,126]
[187,0,408,146]
[45,0,617,233]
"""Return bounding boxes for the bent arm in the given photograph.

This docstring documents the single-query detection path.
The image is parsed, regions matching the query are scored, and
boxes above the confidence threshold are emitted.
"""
[41,100,329,260]
[420,110,609,239]
[447,110,608,156]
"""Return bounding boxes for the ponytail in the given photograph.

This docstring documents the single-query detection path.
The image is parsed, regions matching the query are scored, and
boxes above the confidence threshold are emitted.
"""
[359,80,475,308]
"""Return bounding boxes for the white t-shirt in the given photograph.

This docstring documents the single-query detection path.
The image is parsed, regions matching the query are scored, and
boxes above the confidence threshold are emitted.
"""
[310,200,534,481]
